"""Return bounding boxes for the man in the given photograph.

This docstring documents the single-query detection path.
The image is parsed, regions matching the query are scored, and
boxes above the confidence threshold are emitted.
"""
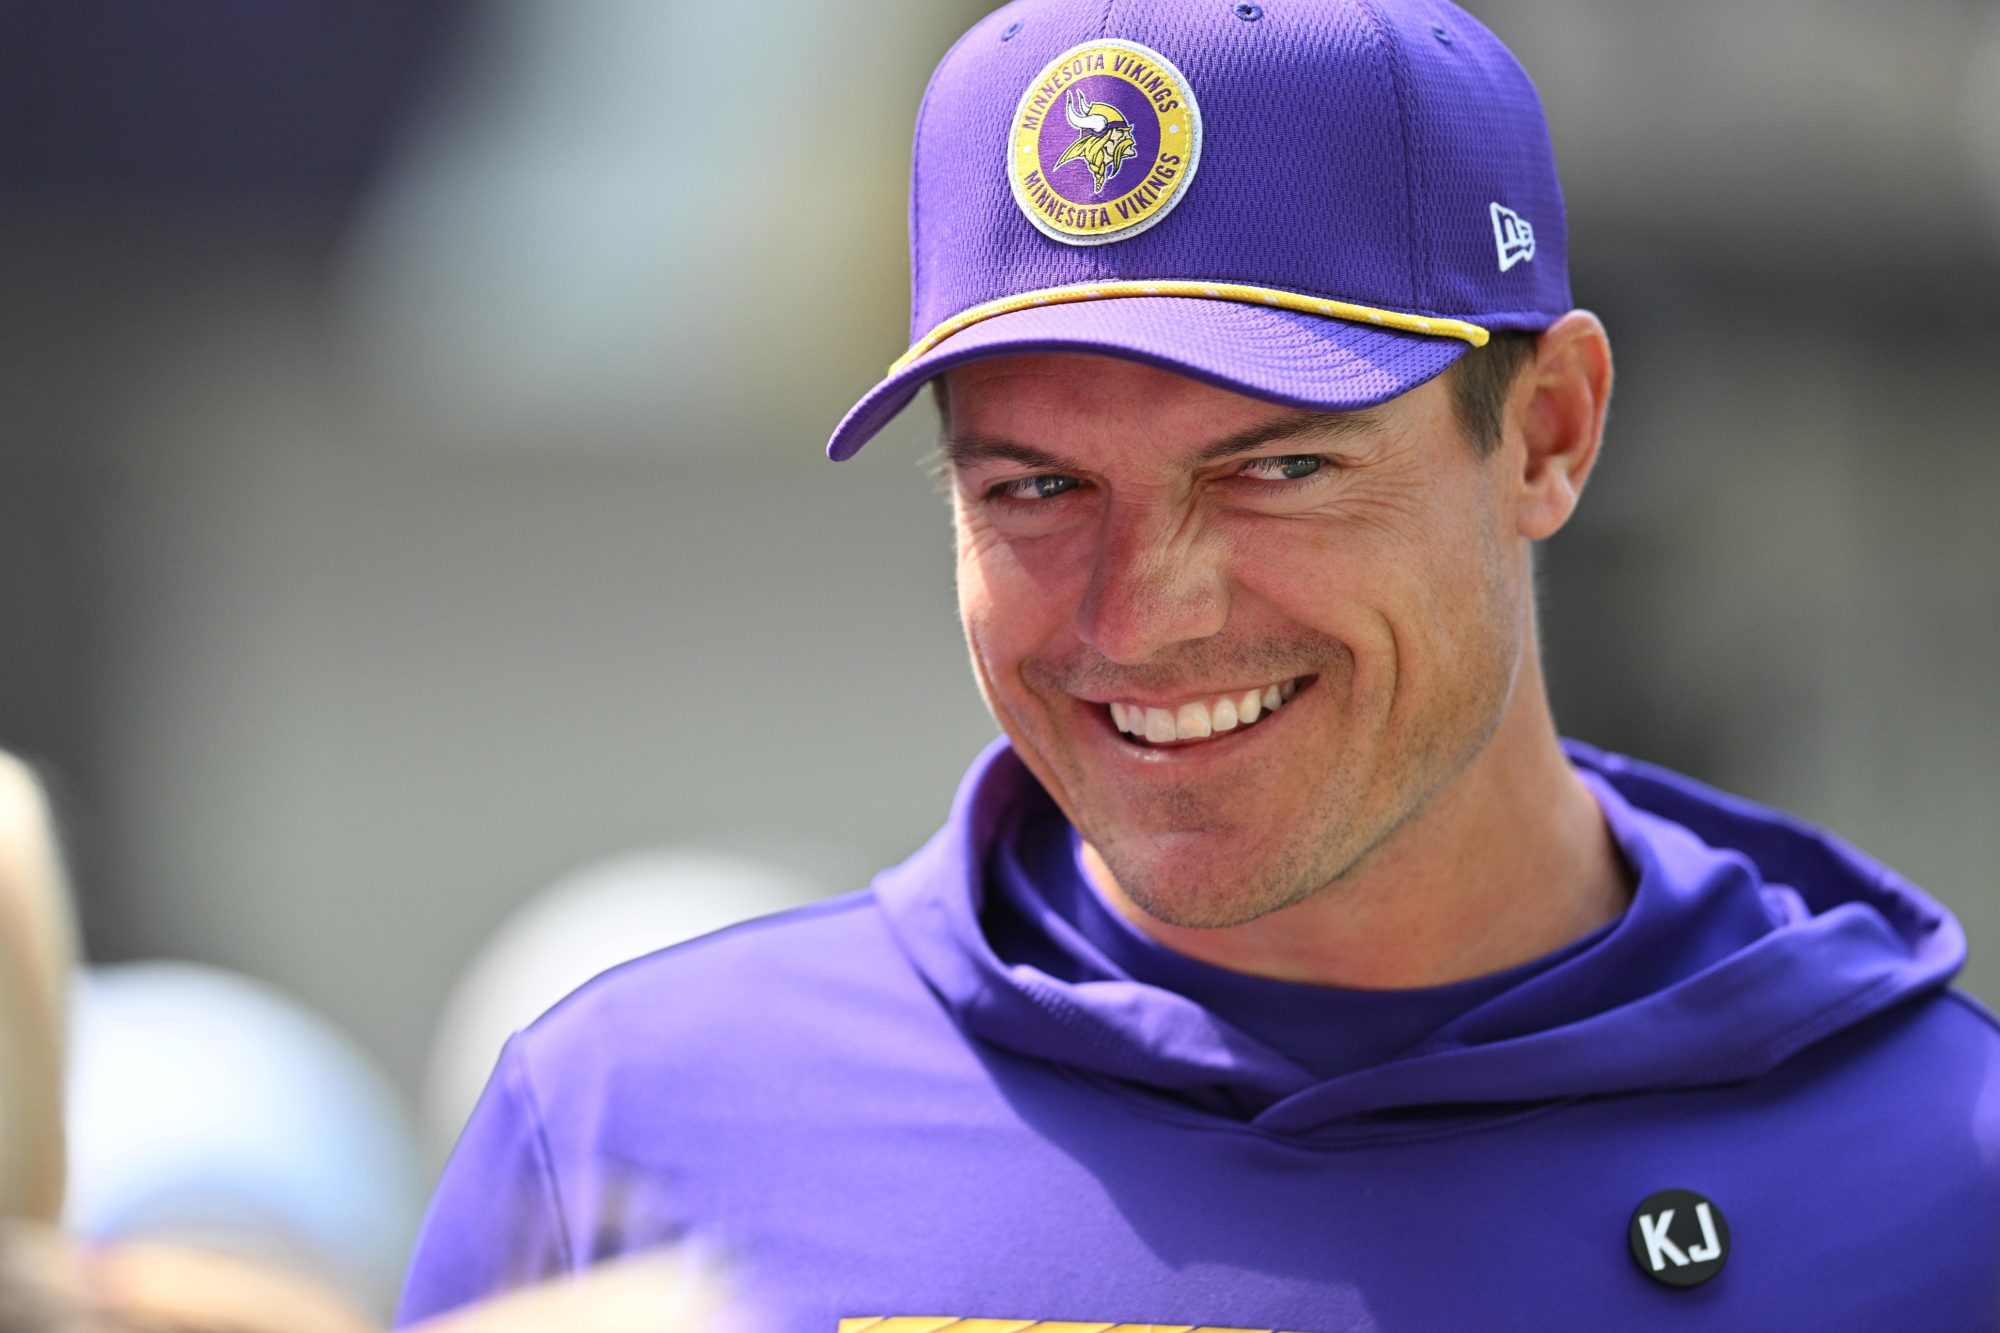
[398,0,2000,1328]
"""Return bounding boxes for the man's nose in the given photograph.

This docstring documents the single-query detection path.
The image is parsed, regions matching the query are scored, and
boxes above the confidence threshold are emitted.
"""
[1074,502,1228,665]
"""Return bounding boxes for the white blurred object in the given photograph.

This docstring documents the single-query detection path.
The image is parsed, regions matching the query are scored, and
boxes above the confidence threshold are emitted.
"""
[422,849,828,1157]
[0,752,76,1224]
[63,962,426,1318]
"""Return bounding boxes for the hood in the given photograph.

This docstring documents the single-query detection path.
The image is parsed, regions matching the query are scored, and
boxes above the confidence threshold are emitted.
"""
[872,738,1964,1133]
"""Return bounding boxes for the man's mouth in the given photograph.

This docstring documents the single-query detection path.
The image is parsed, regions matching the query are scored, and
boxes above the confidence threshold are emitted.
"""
[1105,676,1306,747]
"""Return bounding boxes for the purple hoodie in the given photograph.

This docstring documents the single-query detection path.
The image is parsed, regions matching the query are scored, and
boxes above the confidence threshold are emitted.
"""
[398,739,2000,1330]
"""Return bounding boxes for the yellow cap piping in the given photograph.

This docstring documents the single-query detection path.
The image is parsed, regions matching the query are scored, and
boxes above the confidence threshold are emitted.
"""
[890,279,1490,374]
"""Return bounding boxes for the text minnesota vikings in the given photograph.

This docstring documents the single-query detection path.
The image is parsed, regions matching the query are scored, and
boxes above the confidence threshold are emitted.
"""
[1020,50,1188,214]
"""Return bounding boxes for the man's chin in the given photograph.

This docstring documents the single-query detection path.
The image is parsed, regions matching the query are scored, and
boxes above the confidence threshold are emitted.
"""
[1085,828,1321,931]
[1109,867,1306,932]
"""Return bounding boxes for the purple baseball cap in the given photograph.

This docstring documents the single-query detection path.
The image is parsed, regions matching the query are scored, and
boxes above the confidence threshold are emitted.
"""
[826,0,1571,460]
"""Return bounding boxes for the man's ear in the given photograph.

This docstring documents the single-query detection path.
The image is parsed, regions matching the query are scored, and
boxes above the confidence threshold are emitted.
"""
[1510,310,1613,541]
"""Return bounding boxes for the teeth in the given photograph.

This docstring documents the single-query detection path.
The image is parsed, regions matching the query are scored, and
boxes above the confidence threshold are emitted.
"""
[1107,678,1303,744]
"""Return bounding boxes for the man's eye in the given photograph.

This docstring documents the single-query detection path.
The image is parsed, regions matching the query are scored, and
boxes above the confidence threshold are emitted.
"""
[1237,455,1325,482]
[991,474,1082,502]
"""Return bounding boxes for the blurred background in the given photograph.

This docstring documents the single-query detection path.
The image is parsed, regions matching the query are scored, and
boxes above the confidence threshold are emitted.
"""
[1,0,1996,1317]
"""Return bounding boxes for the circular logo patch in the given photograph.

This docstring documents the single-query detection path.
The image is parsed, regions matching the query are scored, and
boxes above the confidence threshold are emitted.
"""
[1007,39,1202,246]
[1628,1189,1731,1289]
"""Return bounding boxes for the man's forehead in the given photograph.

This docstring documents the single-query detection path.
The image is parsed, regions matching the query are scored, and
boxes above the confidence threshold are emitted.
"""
[939,353,1393,471]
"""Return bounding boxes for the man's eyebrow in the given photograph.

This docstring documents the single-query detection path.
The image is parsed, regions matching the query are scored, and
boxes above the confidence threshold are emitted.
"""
[1188,407,1388,465]
[942,407,1387,474]
[939,434,1075,472]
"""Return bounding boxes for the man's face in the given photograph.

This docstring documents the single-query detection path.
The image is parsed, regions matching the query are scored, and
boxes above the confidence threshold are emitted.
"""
[943,352,1531,929]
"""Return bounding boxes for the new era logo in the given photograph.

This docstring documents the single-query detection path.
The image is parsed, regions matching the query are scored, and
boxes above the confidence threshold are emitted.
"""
[1490,202,1535,272]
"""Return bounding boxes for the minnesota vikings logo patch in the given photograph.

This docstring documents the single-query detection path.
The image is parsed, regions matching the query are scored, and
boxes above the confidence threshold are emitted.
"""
[1008,39,1202,246]
[1052,87,1139,195]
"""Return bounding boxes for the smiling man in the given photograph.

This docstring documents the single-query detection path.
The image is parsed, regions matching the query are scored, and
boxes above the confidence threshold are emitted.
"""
[399,1,2000,1329]
[938,341,1627,990]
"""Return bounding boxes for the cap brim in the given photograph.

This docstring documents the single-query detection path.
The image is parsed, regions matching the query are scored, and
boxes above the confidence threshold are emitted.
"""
[825,296,1472,460]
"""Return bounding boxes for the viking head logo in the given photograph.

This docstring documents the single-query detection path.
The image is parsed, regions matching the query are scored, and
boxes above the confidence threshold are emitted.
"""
[1052,87,1139,195]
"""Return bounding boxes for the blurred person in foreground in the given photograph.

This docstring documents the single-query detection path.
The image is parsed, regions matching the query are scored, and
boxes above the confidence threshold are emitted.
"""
[0,754,735,1332]
[0,753,74,1226]
[0,1223,374,1333]
[399,0,2000,1327]
[0,756,372,1333]
[0,1224,726,1333]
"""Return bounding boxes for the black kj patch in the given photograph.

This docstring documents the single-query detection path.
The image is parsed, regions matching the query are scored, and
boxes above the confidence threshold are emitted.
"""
[1628,1188,1730,1288]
